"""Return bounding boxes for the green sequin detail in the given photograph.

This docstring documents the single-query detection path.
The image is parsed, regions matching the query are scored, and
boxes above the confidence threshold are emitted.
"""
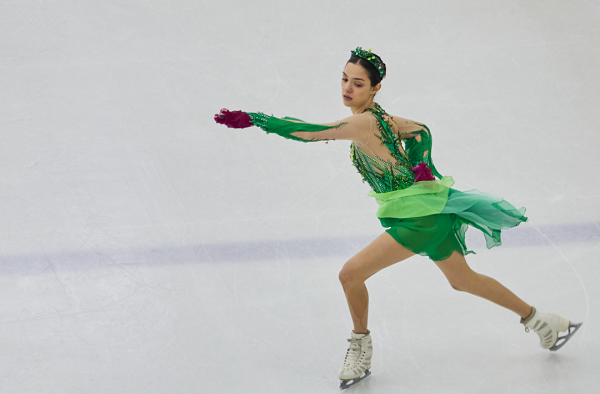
[351,144,415,193]
[351,47,385,79]
[351,103,439,193]
[248,112,347,142]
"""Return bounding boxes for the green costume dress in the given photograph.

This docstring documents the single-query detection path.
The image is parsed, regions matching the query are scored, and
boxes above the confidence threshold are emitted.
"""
[245,104,527,261]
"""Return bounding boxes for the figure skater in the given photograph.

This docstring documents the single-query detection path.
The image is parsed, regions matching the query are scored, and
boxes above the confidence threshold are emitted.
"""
[214,47,582,390]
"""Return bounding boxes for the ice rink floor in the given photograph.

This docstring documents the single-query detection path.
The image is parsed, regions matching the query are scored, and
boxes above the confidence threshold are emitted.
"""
[1,1,599,393]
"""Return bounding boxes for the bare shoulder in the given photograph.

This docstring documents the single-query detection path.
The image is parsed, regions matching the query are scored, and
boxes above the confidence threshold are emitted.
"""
[390,115,423,126]
[345,112,376,124]
[389,114,429,140]
[328,112,376,133]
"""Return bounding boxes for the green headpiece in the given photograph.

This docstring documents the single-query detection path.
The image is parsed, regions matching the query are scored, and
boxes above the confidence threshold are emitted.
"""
[351,47,386,80]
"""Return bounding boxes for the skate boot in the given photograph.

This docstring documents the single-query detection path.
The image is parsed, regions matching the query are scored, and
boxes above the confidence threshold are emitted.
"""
[521,307,582,351]
[339,330,372,390]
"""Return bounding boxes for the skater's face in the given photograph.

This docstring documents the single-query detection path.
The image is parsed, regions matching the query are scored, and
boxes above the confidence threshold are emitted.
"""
[341,62,381,109]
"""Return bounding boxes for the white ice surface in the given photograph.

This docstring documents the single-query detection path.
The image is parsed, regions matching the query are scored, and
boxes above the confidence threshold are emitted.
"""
[1,1,599,393]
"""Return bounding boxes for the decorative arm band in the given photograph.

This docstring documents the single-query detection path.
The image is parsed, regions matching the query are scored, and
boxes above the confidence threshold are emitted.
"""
[214,108,346,143]
[248,112,346,142]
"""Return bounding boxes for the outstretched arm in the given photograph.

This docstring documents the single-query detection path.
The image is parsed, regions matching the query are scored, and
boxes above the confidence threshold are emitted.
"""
[215,109,371,143]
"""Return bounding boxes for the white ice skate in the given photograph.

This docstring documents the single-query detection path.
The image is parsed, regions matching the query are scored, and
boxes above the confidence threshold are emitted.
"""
[339,330,372,390]
[521,307,582,351]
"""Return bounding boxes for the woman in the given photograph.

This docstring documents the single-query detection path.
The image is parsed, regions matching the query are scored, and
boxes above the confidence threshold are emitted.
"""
[214,47,582,389]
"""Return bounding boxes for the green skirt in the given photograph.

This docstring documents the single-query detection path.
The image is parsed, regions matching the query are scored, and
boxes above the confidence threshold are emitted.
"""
[369,177,527,261]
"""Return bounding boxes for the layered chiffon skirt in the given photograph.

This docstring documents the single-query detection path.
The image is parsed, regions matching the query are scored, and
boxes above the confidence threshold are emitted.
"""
[369,177,527,261]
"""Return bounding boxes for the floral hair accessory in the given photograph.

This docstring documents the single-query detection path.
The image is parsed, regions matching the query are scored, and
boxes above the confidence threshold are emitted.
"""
[412,162,435,182]
[351,47,386,79]
[214,109,253,129]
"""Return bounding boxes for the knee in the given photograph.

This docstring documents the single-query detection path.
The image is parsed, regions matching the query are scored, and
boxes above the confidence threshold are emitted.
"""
[338,265,353,288]
[339,260,365,288]
[449,282,466,292]
[447,273,478,293]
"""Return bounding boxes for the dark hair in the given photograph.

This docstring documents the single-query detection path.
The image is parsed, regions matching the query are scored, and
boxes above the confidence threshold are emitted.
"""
[346,56,386,86]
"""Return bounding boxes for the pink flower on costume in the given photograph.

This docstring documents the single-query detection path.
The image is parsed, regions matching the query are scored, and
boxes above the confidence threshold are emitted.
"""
[412,162,435,182]
[214,109,253,128]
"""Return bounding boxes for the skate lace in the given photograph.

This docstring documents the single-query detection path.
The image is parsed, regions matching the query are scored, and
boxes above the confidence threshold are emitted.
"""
[344,338,362,364]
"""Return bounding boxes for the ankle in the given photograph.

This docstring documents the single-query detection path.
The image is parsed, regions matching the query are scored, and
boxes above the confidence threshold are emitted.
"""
[520,306,535,323]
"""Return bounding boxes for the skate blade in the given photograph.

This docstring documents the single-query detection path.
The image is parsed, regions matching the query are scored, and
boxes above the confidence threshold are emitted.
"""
[339,369,371,390]
[550,322,583,351]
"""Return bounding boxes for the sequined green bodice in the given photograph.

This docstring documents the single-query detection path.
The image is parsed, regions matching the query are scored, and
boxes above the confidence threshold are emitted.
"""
[350,104,440,193]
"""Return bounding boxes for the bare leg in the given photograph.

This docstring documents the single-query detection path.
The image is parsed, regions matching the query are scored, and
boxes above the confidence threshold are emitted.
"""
[434,251,532,319]
[339,232,415,333]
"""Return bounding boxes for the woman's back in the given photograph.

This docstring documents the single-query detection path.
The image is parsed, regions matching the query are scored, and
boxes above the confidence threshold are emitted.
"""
[350,104,435,193]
